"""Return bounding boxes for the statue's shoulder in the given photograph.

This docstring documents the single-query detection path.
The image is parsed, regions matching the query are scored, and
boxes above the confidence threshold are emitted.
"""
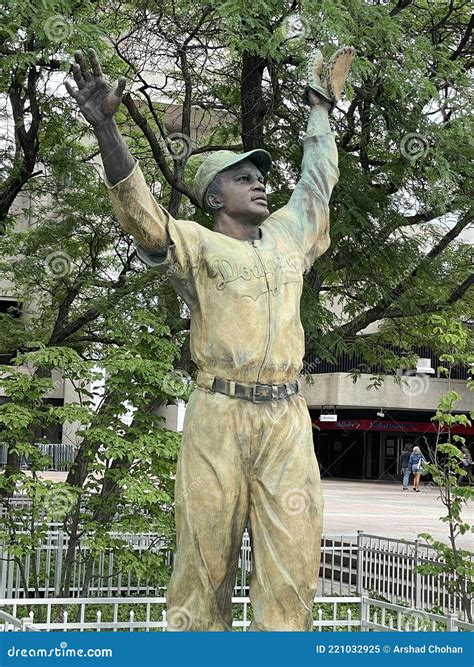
[262,206,297,236]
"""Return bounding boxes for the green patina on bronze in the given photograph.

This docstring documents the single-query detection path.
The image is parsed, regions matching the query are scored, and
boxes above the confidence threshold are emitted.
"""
[66,45,355,631]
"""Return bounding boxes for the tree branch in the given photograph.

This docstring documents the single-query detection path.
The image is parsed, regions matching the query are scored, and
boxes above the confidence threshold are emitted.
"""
[384,274,474,318]
[0,67,41,221]
[330,213,472,338]
[121,92,199,206]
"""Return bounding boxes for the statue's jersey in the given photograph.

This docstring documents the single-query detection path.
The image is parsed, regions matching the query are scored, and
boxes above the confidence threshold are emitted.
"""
[105,122,339,630]
[106,132,339,385]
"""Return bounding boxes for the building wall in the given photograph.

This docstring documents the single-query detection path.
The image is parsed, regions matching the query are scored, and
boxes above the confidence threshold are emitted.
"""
[300,373,472,412]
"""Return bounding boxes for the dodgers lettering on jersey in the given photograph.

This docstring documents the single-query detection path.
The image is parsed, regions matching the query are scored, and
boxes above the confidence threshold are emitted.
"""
[106,130,339,384]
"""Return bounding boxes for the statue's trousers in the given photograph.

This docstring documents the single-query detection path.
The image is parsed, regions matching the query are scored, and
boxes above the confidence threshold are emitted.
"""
[166,382,323,631]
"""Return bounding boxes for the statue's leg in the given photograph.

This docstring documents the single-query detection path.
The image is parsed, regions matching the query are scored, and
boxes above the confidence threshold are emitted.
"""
[248,394,323,631]
[166,387,250,631]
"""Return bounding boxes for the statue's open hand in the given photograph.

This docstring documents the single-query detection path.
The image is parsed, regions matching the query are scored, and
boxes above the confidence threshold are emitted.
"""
[65,49,126,128]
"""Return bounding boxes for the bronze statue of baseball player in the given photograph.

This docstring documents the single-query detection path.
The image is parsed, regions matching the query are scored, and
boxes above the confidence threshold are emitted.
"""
[66,44,355,631]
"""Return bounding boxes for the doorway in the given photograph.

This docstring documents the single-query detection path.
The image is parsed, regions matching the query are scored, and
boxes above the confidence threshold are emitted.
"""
[380,434,416,480]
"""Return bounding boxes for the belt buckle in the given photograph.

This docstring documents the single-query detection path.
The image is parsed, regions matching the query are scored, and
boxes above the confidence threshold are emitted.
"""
[252,385,264,404]
[271,385,279,401]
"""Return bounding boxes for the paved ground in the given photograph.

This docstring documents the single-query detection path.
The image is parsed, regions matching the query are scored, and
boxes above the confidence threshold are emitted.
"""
[322,479,474,548]
[30,472,473,548]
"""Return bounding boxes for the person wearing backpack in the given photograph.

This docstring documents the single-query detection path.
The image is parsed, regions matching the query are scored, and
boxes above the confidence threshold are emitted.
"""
[460,446,472,469]
[409,446,426,492]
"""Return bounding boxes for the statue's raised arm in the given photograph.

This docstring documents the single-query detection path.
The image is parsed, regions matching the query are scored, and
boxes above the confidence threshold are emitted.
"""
[273,47,356,272]
[65,49,135,186]
[65,44,359,633]
[65,49,182,259]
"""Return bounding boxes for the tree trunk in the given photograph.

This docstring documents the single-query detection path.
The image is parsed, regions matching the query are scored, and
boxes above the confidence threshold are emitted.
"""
[240,51,267,151]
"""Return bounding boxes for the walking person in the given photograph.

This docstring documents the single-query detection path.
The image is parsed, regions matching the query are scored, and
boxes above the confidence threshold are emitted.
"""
[460,446,472,469]
[409,446,426,492]
[399,445,413,490]
[459,445,472,485]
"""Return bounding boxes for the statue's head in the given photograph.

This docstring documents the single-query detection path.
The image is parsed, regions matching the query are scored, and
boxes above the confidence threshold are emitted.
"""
[194,149,272,226]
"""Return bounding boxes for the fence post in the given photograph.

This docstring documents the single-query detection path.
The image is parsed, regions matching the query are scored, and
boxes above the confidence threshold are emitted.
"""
[446,614,458,632]
[0,546,6,597]
[54,530,64,597]
[356,531,363,595]
[360,595,369,631]
[6,547,14,598]
[414,539,421,610]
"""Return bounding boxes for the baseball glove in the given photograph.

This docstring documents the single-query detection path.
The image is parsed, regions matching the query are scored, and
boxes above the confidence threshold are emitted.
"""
[303,46,356,110]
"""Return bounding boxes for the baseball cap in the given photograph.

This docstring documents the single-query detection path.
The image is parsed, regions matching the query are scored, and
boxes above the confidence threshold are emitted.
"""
[193,149,272,208]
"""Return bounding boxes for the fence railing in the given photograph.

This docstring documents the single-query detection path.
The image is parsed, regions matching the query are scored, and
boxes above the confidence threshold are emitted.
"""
[0,529,472,621]
[0,529,352,600]
[356,532,473,619]
[1,596,472,633]
[0,443,77,470]
[0,609,40,632]
[0,528,168,599]
[304,344,469,380]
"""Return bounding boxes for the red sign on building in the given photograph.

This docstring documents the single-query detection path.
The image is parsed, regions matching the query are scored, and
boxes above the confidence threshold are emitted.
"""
[313,418,474,435]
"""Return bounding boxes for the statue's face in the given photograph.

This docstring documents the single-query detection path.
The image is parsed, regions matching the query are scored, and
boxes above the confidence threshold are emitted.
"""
[216,159,269,224]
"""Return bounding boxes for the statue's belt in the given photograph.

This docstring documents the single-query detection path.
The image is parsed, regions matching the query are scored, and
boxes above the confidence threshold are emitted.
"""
[197,372,300,403]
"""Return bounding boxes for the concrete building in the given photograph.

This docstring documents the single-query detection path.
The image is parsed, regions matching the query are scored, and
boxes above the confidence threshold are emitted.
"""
[0,189,85,465]
[303,364,473,481]
[302,218,473,481]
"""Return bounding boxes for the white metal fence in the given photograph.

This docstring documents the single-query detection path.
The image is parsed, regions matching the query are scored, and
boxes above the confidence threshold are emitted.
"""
[0,529,472,620]
[0,610,40,632]
[0,443,77,470]
[355,532,473,619]
[0,529,351,599]
[1,596,472,633]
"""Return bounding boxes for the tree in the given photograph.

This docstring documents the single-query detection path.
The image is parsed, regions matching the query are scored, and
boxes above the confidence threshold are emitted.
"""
[96,0,473,361]
[2,0,472,370]
[0,0,472,597]
[0,321,192,601]
[1,1,192,597]
[415,315,474,623]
